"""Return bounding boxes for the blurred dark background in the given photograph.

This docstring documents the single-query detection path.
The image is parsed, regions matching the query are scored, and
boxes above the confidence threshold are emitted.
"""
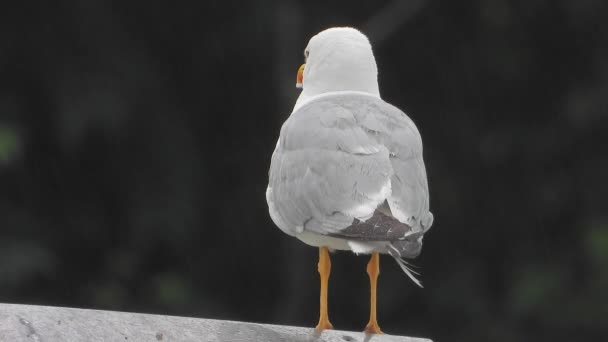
[1,1,607,341]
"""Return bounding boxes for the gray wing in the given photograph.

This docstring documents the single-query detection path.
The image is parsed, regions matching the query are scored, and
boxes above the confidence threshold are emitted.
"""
[266,92,433,241]
[351,95,434,232]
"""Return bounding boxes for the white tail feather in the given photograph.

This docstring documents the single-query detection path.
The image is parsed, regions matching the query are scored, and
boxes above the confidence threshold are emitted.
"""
[393,256,423,288]
[388,244,423,288]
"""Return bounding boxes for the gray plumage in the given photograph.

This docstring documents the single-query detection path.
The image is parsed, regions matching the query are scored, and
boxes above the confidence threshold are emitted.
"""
[266,27,433,287]
[266,92,433,286]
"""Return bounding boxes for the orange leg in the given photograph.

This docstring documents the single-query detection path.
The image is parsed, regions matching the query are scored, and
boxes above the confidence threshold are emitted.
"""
[315,246,334,331]
[364,252,383,334]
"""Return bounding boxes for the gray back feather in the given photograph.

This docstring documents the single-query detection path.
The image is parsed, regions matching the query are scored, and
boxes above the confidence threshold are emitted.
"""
[267,92,433,241]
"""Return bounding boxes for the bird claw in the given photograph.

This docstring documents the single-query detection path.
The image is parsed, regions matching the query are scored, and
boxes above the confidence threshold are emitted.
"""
[363,322,383,334]
[315,320,334,332]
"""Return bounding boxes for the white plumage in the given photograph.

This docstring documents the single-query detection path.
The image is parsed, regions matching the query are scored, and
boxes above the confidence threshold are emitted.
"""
[266,27,433,286]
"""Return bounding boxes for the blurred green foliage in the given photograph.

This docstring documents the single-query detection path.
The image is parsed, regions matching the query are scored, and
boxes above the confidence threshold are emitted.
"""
[585,224,608,266]
[0,1,607,341]
[0,126,18,162]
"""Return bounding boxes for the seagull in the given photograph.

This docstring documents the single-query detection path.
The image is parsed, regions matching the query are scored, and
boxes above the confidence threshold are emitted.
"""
[266,27,433,334]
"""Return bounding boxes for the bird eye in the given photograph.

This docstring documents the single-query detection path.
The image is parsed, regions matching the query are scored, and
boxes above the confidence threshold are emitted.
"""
[304,49,309,61]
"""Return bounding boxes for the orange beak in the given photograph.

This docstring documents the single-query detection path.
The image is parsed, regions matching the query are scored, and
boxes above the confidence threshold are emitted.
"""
[296,64,305,89]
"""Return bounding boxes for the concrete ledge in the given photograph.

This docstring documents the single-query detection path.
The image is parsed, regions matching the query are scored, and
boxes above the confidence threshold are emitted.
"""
[0,303,431,342]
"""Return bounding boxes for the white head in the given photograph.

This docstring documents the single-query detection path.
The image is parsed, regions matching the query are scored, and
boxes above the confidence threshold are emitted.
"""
[295,27,380,107]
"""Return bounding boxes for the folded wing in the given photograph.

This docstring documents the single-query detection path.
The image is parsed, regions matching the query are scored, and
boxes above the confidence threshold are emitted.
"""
[267,93,432,241]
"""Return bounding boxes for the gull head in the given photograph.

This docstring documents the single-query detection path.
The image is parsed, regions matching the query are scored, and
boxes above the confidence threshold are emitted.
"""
[296,27,380,101]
